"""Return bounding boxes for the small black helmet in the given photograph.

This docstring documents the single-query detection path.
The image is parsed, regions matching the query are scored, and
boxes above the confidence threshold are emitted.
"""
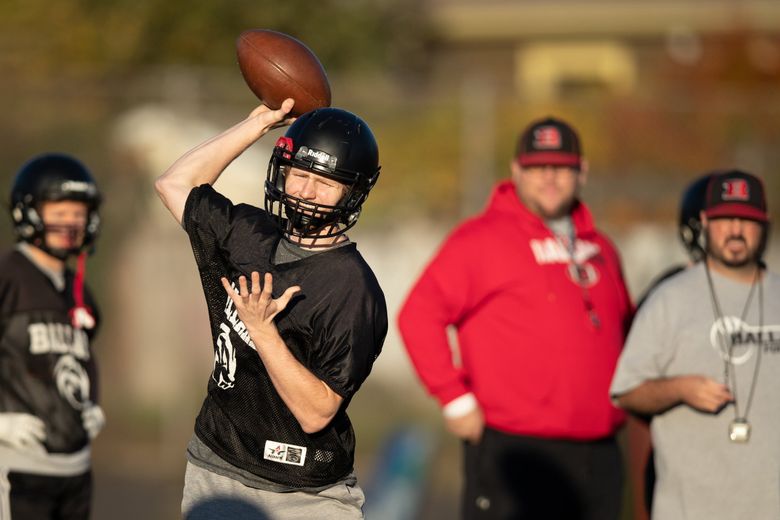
[10,153,102,258]
[678,173,713,261]
[265,107,380,241]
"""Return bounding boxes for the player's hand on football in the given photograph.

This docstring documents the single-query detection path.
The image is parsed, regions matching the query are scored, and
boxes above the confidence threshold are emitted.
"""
[677,375,734,413]
[249,98,296,131]
[0,413,47,455]
[222,271,300,327]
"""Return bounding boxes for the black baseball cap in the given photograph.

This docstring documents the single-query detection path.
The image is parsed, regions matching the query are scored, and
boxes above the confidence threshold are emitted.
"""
[703,170,768,223]
[516,117,582,169]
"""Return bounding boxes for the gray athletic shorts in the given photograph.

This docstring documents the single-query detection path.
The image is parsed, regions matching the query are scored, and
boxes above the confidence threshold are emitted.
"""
[181,461,365,519]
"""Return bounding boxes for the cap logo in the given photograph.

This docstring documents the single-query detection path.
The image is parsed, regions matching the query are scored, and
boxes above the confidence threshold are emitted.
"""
[533,126,562,149]
[721,179,749,201]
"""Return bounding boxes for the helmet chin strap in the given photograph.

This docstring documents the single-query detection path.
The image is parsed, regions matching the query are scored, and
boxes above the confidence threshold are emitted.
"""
[282,196,343,237]
[38,224,85,260]
[35,241,76,261]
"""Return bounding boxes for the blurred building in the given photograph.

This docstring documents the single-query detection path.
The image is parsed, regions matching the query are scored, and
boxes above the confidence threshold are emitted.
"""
[427,0,780,100]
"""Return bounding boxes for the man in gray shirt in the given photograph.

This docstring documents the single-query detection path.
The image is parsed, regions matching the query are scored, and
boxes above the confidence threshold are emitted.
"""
[610,170,780,519]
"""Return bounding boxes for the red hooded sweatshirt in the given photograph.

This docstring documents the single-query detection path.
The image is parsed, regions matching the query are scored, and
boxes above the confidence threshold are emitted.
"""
[398,180,632,439]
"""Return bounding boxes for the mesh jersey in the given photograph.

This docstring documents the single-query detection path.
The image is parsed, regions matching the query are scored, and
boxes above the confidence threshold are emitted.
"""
[183,185,387,488]
[0,249,101,454]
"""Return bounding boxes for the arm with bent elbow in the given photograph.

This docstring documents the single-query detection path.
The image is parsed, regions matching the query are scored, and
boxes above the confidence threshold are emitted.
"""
[221,272,342,434]
[154,100,295,225]
[616,375,734,416]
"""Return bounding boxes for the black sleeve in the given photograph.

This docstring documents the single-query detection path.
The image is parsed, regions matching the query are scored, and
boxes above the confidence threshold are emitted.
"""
[182,184,236,268]
[183,184,276,269]
[310,272,387,401]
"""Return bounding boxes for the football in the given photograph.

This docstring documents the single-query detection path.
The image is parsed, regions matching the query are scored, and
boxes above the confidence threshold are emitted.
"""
[236,29,331,117]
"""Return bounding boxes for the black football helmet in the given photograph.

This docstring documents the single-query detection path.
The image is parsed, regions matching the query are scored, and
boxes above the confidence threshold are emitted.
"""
[265,107,380,242]
[10,153,102,258]
[678,172,713,261]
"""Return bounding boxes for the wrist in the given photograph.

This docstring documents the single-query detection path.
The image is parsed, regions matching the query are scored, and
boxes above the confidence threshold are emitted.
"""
[250,324,284,353]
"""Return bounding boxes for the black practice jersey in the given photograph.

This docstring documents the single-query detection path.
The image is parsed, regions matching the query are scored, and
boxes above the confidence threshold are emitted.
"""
[183,185,387,488]
[0,249,101,454]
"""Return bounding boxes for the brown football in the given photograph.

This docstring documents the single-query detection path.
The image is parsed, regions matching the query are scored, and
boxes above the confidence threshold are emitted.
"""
[236,29,331,117]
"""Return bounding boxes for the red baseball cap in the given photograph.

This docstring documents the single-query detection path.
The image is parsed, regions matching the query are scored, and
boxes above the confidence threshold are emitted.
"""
[703,170,768,223]
[516,117,582,169]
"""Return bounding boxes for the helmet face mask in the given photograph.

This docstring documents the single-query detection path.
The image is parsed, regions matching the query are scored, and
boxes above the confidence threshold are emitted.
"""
[10,153,102,259]
[264,108,380,245]
[275,163,352,237]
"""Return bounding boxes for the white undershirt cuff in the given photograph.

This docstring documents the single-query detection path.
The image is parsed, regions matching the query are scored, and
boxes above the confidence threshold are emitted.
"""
[442,393,478,419]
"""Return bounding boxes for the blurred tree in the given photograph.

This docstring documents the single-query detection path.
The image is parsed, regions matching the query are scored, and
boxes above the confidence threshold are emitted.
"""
[0,0,432,75]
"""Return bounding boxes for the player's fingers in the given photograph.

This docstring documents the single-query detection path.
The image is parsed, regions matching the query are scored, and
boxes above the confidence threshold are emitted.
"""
[220,278,243,308]
[238,275,250,297]
[276,286,301,311]
[259,273,274,303]
[28,419,46,441]
[281,98,295,112]
[268,99,296,130]
[250,271,262,295]
[220,277,235,295]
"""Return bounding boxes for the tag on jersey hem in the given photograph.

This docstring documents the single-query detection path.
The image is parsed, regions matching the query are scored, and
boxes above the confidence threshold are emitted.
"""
[264,440,307,466]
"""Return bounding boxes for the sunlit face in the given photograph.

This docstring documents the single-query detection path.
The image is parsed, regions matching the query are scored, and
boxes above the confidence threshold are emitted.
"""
[283,166,346,209]
[702,214,764,269]
[39,200,89,251]
[510,160,587,219]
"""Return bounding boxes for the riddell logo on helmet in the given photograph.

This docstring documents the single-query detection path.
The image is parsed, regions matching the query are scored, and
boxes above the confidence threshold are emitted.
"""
[297,146,338,169]
[721,179,750,201]
[533,127,562,149]
[60,180,95,194]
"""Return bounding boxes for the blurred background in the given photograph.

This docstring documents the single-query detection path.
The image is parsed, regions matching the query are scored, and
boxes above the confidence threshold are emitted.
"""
[2,0,779,518]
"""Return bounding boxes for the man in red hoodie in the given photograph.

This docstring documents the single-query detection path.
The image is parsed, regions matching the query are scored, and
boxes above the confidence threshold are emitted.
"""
[398,117,633,520]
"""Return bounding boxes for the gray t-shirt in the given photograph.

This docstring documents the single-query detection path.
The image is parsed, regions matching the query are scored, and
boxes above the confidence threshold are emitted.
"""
[611,263,780,519]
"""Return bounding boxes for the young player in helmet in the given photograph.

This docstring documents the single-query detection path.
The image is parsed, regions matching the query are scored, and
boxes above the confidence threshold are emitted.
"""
[155,99,387,519]
[0,153,104,519]
[264,107,380,245]
[636,172,714,309]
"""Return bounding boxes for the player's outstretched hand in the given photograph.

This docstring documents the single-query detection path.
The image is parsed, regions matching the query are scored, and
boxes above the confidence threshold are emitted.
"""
[221,272,300,329]
[0,412,47,455]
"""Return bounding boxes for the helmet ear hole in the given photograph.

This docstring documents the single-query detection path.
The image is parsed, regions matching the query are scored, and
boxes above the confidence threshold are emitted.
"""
[11,205,24,224]
[678,173,714,261]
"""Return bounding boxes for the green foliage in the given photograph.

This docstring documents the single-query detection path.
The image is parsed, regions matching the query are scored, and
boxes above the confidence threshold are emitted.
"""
[0,0,431,73]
